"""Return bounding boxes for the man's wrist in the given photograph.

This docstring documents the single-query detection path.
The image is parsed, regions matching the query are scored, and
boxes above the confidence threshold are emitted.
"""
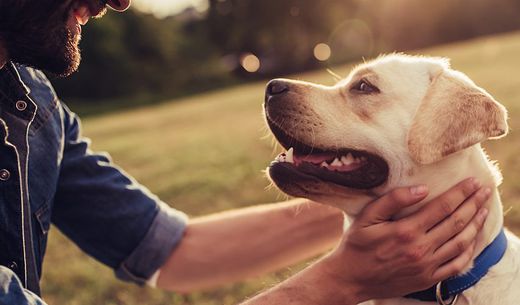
[241,257,362,305]
[311,256,364,305]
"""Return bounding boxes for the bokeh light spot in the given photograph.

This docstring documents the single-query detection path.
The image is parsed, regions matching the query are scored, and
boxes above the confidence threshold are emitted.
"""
[313,43,331,61]
[241,53,261,73]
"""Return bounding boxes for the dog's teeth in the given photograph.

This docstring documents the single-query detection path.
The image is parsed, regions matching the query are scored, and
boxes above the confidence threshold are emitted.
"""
[320,162,328,168]
[331,158,342,167]
[276,154,286,162]
[344,153,355,165]
[340,156,351,165]
[275,152,288,163]
[286,148,294,163]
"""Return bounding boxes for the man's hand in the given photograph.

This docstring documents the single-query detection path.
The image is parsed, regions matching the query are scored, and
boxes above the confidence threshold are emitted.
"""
[321,178,489,303]
[242,178,489,305]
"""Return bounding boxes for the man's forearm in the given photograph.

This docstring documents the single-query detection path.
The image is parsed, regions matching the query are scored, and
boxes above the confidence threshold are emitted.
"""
[240,258,360,305]
[156,199,344,292]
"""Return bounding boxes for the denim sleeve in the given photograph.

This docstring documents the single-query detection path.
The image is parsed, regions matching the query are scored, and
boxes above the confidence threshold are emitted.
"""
[51,103,188,285]
[0,266,47,305]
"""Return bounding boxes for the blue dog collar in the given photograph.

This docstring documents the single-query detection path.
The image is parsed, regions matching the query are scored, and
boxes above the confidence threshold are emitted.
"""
[405,228,508,302]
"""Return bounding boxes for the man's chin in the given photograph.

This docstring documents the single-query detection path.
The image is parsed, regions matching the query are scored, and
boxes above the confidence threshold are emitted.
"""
[12,49,81,78]
[38,35,81,77]
[44,54,81,78]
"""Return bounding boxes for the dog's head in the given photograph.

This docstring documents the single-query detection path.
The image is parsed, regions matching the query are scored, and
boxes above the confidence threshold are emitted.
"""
[264,54,508,214]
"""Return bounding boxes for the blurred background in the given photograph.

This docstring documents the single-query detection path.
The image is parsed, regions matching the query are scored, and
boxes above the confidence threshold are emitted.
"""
[54,0,520,113]
[41,0,520,304]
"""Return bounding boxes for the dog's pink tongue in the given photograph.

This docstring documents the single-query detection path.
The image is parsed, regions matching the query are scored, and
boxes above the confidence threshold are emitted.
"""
[294,152,337,164]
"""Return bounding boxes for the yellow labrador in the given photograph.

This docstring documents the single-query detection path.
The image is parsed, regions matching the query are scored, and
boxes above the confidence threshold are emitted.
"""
[264,54,520,305]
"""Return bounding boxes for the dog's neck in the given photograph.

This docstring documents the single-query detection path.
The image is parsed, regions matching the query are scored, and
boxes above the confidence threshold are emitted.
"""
[338,144,503,263]
[400,144,503,261]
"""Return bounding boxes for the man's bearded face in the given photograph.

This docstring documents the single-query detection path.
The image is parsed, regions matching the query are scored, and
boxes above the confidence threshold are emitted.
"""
[0,0,107,77]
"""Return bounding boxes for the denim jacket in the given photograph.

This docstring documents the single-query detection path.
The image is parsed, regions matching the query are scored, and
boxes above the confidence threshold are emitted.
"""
[0,62,187,304]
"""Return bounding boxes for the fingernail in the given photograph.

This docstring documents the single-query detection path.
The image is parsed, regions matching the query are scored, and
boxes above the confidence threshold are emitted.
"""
[411,185,428,196]
[484,187,491,196]
[477,187,492,201]
[471,178,481,189]
[477,208,489,224]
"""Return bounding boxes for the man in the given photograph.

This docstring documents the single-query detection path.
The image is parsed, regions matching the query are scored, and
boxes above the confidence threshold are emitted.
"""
[0,0,490,304]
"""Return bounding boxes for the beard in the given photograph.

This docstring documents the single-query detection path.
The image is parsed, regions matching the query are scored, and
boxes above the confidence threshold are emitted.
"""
[0,0,83,77]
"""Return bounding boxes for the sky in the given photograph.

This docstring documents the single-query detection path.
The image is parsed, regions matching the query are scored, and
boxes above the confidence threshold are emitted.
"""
[132,0,208,18]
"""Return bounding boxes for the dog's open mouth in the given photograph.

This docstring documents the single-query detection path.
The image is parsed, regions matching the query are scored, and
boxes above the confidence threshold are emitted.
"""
[268,120,389,190]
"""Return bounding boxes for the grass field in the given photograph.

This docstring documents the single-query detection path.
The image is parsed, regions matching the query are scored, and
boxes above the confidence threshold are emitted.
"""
[41,31,520,305]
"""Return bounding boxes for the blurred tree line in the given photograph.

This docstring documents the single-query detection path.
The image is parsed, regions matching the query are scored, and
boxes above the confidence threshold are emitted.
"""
[51,0,520,103]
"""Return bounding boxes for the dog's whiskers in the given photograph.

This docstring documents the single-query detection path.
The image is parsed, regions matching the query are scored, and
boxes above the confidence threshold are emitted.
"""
[326,68,343,83]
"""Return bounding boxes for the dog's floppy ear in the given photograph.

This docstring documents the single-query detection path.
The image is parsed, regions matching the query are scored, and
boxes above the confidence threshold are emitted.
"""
[407,70,508,165]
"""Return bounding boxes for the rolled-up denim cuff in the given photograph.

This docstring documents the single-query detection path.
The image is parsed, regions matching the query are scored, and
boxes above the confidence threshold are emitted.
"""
[115,203,188,285]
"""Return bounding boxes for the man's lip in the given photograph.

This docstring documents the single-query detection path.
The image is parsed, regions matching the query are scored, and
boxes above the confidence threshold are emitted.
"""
[73,4,91,25]
[67,13,82,35]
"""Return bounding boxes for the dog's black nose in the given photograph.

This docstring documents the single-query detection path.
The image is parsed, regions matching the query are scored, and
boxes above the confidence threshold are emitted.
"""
[266,80,289,96]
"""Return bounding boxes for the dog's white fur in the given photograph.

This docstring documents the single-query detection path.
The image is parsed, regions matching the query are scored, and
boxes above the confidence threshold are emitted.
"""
[265,54,520,305]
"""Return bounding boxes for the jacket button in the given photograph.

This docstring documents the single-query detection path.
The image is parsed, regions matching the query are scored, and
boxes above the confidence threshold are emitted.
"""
[0,169,10,181]
[8,261,17,271]
[15,100,27,111]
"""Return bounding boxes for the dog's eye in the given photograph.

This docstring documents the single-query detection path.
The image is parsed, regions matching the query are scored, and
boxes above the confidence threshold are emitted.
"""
[351,79,379,94]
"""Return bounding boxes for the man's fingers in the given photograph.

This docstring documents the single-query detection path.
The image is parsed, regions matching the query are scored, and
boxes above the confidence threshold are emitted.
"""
[427,188,490,248]
[411,178,481,231]
[358,185,429,226]
[431,207,488,266]
[432,240,477,282]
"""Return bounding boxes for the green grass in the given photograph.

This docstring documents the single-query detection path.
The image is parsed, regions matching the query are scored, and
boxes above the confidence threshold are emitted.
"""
[41,31,520,304]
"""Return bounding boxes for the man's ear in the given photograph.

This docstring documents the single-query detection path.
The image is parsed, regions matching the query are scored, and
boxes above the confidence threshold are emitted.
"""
[407,71,508,165]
